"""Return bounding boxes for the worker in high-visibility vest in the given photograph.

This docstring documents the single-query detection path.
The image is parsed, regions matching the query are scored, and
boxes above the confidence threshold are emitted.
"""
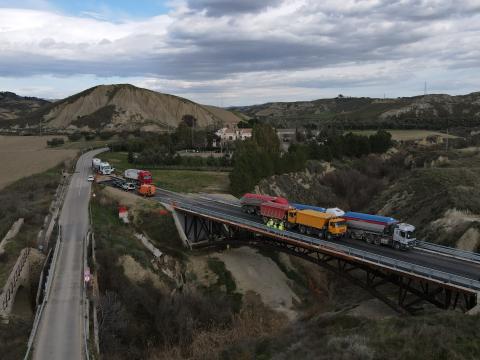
[279,222,285,231]
[267,219,273,227]
[272,221,278,229]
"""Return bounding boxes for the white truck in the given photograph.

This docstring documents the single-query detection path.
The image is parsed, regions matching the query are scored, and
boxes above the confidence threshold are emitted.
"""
[92,158,102,171]
[344,211,417,250]
[99,162,114,175]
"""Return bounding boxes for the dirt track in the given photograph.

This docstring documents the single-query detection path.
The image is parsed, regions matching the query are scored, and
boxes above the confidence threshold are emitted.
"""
[0,136,77,189]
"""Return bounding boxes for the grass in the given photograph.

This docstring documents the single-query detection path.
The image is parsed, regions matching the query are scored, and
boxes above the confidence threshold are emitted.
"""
[238,312,480,360]
[59,138,117,150]
[0,318,32,360]
[134,207,187,260]
[102,151,231,193]
[0,166,62,288]
[348,129,458,141]
[91,195,152,269]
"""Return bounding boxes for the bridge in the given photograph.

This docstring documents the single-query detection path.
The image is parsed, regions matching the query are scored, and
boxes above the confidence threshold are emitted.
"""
[153,188,480,315]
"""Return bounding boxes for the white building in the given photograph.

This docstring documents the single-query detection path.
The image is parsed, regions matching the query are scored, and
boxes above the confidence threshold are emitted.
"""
[214,127,252,146]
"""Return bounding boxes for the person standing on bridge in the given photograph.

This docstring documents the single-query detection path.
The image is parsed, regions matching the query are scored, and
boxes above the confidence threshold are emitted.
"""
[279,222,285,231]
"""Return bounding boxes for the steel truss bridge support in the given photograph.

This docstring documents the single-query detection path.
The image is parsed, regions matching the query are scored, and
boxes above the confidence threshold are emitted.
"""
[175,207,478,314]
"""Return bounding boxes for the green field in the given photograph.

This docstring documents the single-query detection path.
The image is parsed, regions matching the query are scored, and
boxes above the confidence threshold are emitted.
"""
[348,129,457,141]
[102,152,230,193]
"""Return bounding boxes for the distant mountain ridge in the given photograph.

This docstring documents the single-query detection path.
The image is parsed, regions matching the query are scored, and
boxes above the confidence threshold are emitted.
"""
[1,84,241,132]
[231,92,480,129]
[0,92,49,122]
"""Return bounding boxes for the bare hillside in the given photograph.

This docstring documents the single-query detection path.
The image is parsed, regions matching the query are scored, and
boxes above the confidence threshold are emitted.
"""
[12,84,241,131]
[0,92,48,122]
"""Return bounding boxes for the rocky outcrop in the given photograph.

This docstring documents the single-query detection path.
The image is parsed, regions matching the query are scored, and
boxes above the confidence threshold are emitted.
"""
[255,160,339,207]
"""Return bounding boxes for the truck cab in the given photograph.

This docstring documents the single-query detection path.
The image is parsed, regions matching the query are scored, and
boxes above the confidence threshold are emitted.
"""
[328,218,347,237]
[392,223,416,249]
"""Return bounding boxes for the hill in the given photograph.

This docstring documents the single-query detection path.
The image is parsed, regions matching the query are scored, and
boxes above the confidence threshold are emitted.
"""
[5,84,241,131]
[0,92,49,122]
[232,92,480,130]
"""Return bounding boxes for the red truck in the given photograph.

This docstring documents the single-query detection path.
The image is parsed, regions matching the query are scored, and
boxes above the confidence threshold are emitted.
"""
[260,201,290,222]
[240,193,289,215]
[124,169,153,185]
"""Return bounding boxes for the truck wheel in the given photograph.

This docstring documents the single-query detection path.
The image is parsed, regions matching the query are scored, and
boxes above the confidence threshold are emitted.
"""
[365,235,372,244]
[374,237,381,246]
[394,242,401,250]
[327,233,332,241]
[299,225,306,234]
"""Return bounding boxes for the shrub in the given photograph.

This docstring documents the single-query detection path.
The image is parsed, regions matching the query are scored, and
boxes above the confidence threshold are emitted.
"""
[46,137,65,147]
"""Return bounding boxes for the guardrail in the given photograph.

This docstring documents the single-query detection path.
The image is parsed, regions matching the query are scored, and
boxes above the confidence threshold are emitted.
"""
[83,231,90,360]
[25,225,62,360]
[416,240,480,264]
[175,202,480,292]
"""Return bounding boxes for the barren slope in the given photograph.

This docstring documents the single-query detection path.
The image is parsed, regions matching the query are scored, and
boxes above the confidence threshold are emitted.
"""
[0,92,48,122]
[35,84,241,131]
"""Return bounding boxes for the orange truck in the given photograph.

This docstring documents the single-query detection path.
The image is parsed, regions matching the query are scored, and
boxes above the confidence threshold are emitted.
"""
[138,184,156,197]
[287,209,346,239]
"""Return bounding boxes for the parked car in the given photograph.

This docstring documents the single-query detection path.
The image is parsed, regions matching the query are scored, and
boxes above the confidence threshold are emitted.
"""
[122,182,136,191]
[87,175,95,182]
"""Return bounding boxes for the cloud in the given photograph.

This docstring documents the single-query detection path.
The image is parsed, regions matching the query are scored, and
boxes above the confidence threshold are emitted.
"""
[187,0,283,16]
[0,0,480,104]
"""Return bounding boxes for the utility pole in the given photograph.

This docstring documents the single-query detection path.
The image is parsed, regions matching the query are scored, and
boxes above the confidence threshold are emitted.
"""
[446,117,449,152]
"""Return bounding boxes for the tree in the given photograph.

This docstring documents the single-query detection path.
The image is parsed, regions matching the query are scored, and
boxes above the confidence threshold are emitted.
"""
[369,130,392,153]
[230,140,274,195]
[251,123,280,154]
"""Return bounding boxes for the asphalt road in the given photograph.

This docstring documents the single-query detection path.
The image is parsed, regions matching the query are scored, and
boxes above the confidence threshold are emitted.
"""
[154,189,480,283]
[33,149,104,360]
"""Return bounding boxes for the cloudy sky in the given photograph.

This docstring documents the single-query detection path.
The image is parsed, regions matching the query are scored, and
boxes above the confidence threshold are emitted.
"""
[0,0,479,105]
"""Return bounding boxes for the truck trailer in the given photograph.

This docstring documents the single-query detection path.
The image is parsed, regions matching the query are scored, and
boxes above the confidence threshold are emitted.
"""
[124,169,153,185]
[344,211,416,250]
[241,193,288,215]
[92,158,102,171]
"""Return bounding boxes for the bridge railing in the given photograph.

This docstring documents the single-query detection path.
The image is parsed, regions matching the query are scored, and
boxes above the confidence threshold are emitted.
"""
[175,203,480,293]
[416,240,480,264]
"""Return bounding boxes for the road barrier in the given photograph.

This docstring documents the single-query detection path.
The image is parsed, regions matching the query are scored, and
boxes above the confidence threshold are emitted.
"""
[416,240,480,264]
[24,226,62,360]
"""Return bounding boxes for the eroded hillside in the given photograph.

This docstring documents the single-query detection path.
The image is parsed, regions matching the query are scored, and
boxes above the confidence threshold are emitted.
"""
[256,147,480,251]
[5,84,241,131]
[0,92,48,122]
